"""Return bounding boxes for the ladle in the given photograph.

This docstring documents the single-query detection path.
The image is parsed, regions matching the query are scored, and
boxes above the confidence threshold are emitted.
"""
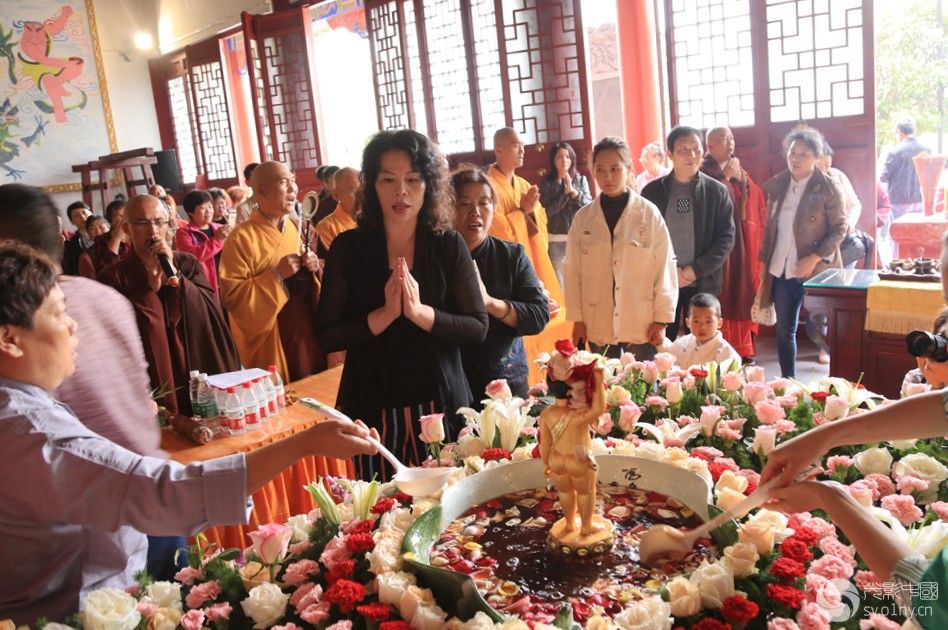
[638,478,779,566]
[300,397,455,497]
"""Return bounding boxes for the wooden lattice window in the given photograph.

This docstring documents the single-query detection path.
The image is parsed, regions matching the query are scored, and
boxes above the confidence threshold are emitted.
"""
[189,60,238,181]
[166,74,199,184]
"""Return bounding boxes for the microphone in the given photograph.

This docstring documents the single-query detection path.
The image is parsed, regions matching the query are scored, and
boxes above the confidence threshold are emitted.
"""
[150,238,180,287]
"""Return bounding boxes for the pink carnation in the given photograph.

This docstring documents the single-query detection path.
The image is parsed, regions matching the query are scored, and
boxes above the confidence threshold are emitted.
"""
[896,474,930,495]
[768,618,801,630]
[717,425,743,441]
[174,566,203,585]
[675,414,698,427]
[796,601,831,630]
[864,473,896,498]
[713,457,740,474]
[319,535,351,571]
[180,609,205,630]
[288,541,312,555]
[290,582,323,610]
[789,513,837,540]
[931,501,948,521]
[773,419,797,434]
[881,494,924,525]
[691,446,724,461]
[818,537,857,567]
[855,570,886,595]
[825,455,854,474]
[808,554,854,581]
[326,621,354,630]
[645,395,669,410]
[805,573,842,609]
[859,613,902,630]
[848,480,875,506]
[273,625,306,630]
[205,602,233,621]
[736,468,761,491]
[283,559,320,587]
[137,601,159,618]
[778,394,800,408]
[300,601,332,624]
[185,579,221,609]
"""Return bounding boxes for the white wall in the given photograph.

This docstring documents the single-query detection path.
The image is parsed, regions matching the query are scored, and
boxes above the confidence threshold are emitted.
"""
[157,0,270,53]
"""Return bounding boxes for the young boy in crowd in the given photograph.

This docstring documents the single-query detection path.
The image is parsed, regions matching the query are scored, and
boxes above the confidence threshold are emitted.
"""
[658,292,741,368]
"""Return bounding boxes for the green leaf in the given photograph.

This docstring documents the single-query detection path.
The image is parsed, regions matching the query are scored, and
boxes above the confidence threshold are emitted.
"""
[553,603,578,630]
[707,504,739,549]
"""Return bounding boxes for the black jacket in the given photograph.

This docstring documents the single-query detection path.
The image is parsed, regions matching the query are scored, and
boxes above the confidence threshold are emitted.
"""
[315,226,488,426]
[641,171,735,295]
[881,137,929,204]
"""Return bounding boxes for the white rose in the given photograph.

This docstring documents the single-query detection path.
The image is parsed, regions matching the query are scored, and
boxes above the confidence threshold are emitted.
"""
[368,535,403,574]
[890,439,919,450]
[722,542,759,577]
[80,588,142,630]
[608,385,632,405]
[673,457,713,485]
[691,560,735,608]
[399,585,435,621]
[411,601,449,630]
[379,507,416,537]
[240,582,289,629]
[666,576,701,617]
[286,514,312,542]
[612,594,672,630]
[715,470,749,495]
[376,570,417,606]
[147,608,182,630]
[716,487,747,512]
[750,508,793,542]
[853,447,894,476]
[144,581,182,612]
[753,427,777,456]
[512,445,534,461]
[739,519,776,555]
[634,442,666,461]
[662,447,690,463]
[664,379,684,404]
[823,395,851,421]
[893,453,948,501]
[447,611,496,630]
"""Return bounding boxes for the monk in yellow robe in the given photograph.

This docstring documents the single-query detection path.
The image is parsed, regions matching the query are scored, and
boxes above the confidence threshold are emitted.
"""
[487,127,572,384]
[314,167,359,257]
[219,161,325,383]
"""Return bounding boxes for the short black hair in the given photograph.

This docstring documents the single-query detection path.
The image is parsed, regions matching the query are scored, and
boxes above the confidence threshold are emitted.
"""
[208,187,227,202]
[782,127,825,157]
[319,165,340,183]
[84,214,104,230]
[105,199,126,225]
[0,184,65,261]
[66,201,90,223]
[896,118,916,135]
[689,292,722,317]
[592,136,633,169]
[243,162,260,181]
[0,241,58,329]
[667,125,703,154]
[182,189,213,215]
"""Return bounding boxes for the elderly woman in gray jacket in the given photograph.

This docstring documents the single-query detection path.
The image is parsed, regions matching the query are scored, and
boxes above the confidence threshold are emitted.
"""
[759,127,846,378]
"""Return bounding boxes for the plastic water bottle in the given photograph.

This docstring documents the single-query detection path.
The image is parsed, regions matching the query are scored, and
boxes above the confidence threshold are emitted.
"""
[268,365,286,407]
[222,386,245,434]
[260,375,277,415]
[240,382,260,427]
[188,370,202,417]
[197,374,218,421]
[251,378,269,421]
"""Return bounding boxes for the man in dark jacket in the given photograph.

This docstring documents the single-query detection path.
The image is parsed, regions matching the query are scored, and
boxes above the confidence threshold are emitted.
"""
[642,125,735,340]
[881,118,929,220]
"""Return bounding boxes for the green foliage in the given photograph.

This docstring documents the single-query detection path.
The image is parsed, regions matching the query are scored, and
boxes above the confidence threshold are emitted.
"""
[553,603,580,630]
[875,0,948,153]
[309,516,340,552]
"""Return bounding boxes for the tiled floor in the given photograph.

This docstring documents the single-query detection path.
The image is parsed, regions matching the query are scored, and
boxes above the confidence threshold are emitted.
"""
[753,334,831,384]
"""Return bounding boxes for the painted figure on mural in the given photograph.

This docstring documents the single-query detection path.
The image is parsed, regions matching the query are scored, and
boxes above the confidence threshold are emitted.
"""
[18,5,85,123]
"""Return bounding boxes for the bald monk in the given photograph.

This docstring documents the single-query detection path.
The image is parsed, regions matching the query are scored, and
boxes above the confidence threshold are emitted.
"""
[314,166,359,258]
[700,127,767,362]
[487,128,571,381]
[99,195,239,414]
[219,161,326,382]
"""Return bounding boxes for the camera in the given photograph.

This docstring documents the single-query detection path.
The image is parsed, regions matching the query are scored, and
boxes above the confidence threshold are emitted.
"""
[905,330,948,362]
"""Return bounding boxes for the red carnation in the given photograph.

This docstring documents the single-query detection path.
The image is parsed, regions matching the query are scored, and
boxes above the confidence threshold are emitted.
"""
[326,558,354,584]
[708,461,731,482]
[379,622,412,630]
[690,368,709,378]
[356,602,392,623]
[324,578,366,613]
[721,595,759,624]
[371,497,396,514]
[766,583,806,610]
[779,537,814,563]
[394,491,412,504]
[555,339,577,356]
[770,557,806,582]
[790,526,820,546]
[692,619,732,630]
[810,391,829,403]
[345,532,374,553]
[531,443,541,458]
[349,519,374,534]
[481,447,511,461]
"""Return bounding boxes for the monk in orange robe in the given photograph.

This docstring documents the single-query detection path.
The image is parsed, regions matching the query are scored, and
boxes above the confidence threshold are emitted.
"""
[700,127,767,360]
[219,161,326,383]
[487,127,572,383]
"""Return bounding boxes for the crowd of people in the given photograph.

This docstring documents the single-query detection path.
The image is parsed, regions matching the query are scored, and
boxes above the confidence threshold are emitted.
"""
[0,118,939,624]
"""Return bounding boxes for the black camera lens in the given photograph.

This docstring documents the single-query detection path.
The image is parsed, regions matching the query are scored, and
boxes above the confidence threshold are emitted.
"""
[906,330,948,362]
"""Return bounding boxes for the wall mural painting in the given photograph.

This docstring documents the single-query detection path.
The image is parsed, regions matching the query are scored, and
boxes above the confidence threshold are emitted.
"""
[0,0,115,191]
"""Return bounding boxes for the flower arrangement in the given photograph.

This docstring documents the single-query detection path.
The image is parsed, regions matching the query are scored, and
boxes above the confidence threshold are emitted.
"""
[26,355,948,630]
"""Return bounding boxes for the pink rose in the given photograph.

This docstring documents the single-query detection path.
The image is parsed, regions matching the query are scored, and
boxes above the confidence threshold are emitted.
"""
[931,501,948,521]
[664,377,684,403]
[248,523,293,565]
[809,554,854,581]
[205,602,233,621]
[753,426,778,455]
[282,559,319,587]
[700,405,725,436]
[826,455,853,474]
[620,351,636,366]
[823,395,850,421]
[290,582,323,610]
[618,402,642,432]
[645,395,668,410]
[319,535,350,571]
[778,393,799,408]
[288,541,312,556]
[805,573,841,609]
[796,601,831,630]
[859,613,903,630]
[881,494,924,525]
[745,365,766,382]
[174,566,203,586]
[743,382,769,404]
[596,413,614,436]
[896,474,930,495]
[180,609,206,630]
[768,378,792,394]
[300,601,332,624]
[721,371,745,392]
[185,579,221,609]
[768,618,801,630]
[773,419,797,434]
[418,413,446,444]
[485,379,512,400]
[654,352,676,372]
[754,399,786,424]
[137,601,159,618]
[818,537,856,567]
[642,361,659,383]
[864,473,895,498]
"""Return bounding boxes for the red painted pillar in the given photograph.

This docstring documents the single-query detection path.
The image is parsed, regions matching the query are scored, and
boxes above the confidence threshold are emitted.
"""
[615,0,663,159]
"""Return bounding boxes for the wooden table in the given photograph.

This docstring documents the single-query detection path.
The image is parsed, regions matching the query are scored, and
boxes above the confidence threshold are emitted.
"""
[161,366,351,550]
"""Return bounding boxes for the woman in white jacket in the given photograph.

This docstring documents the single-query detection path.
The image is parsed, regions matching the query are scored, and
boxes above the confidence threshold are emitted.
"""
[564,137,678,360]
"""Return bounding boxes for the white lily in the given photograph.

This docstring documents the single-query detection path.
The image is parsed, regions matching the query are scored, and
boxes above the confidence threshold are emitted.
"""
[339,478,381,521]
[793,376,884,410]
[633,420,701,447]
[905,521,948,560]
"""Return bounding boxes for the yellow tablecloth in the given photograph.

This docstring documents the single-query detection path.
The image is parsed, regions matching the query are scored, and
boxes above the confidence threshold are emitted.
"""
[162,366,351,550]
[865,280,944,335]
